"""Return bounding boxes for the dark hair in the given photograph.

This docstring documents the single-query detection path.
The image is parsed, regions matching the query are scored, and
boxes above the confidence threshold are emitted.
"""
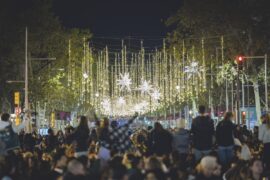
[48,128,54,135]
[1,113,10,122]
[249,158,263,167]
[224,112,234,121]
[111,120,118,129]
[198,105,206,114]
[154,122,163,131]
[78,116,88,129]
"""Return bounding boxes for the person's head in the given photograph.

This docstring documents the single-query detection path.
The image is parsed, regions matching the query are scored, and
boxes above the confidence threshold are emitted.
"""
[101,118,109,128]
[111,120,118,129]
[67,159,86,176]
[249,158,263,179]
[196,156,219,178]
[57,130,64,136]
[224,112,234,121]
[64,127,71,135]
[1,113,10,122]
[145,156,162,171]
[47,128,54,136]
[78,116,88,128]
[263,113,270,129]
[198,105,206,115]
[53,148,68,169]
[154,122,163,131]
[253,126,259,133]
[261,113,268,124]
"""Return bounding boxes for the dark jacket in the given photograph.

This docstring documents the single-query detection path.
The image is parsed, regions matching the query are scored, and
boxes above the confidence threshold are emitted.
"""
[150,129,173,156]
[191,115,214,150]
[72,127,90,152]
[173,128,190,154]
[216,120,235,147]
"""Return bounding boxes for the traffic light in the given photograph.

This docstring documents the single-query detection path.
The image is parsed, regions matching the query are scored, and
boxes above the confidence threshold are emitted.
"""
[236,56,245,70]
[236,56,245,64]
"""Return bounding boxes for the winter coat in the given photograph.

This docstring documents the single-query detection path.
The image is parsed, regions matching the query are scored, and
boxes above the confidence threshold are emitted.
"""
[216,120,235,147]
[191,115,214,151]
[173,128,190,154]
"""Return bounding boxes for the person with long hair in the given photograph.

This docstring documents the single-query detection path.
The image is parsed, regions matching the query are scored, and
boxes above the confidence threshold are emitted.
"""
[259,113,270,170]
[216,112,235,167]
[72,116,90,157]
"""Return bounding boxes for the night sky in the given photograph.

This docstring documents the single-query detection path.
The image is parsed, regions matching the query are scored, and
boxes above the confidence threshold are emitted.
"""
[53,0,182,49]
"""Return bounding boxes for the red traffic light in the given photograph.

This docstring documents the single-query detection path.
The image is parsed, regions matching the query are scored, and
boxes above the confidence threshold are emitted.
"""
[238,56,243,61]
[236,56,245,62]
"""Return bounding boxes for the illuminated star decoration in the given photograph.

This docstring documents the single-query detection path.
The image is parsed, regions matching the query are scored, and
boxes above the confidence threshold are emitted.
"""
[101,98,111,113]
[184,61,204,79]
[151,88,161,101]
[116,73,132,91]
[117,97,126,106]
[138,79,152,94]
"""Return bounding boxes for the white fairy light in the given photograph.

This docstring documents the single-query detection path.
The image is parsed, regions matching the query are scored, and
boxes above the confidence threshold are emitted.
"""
[151,88,161,100]
[140,100,148,108]
[83,73,89,79]
[117,97,126,106]
[138,79,152,94]
[101,98,111,113]
[116,73,132,91]
[133,104,143,113]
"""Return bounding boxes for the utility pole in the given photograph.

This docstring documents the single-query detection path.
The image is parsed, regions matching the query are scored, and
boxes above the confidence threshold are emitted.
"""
[236,62,241,124]
[25,27,29,111]
[265,54,268,112]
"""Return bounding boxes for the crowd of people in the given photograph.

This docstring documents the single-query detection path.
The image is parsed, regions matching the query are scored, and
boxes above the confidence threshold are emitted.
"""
[0,105,270,180]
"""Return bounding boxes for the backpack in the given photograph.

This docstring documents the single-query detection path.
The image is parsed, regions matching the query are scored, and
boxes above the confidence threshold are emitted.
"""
[0,124,20,154]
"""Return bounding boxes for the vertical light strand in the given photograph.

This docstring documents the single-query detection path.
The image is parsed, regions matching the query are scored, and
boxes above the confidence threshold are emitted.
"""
[68,39,71,87]
[222,36,229,111]
[202,38,206,89]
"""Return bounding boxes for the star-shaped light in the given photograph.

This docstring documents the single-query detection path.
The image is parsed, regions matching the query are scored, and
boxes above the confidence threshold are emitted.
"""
[138,80,152,94]
[151,88,161,100]
[117,97,126,106]
[184,61,204,79]
[116,73,132,91]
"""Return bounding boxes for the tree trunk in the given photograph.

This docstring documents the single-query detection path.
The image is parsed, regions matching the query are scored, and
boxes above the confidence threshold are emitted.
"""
[252,78,261,124]
[192,97,197,117]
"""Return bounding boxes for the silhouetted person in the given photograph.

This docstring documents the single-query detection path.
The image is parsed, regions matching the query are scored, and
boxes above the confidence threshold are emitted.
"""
[191,105,214,162]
